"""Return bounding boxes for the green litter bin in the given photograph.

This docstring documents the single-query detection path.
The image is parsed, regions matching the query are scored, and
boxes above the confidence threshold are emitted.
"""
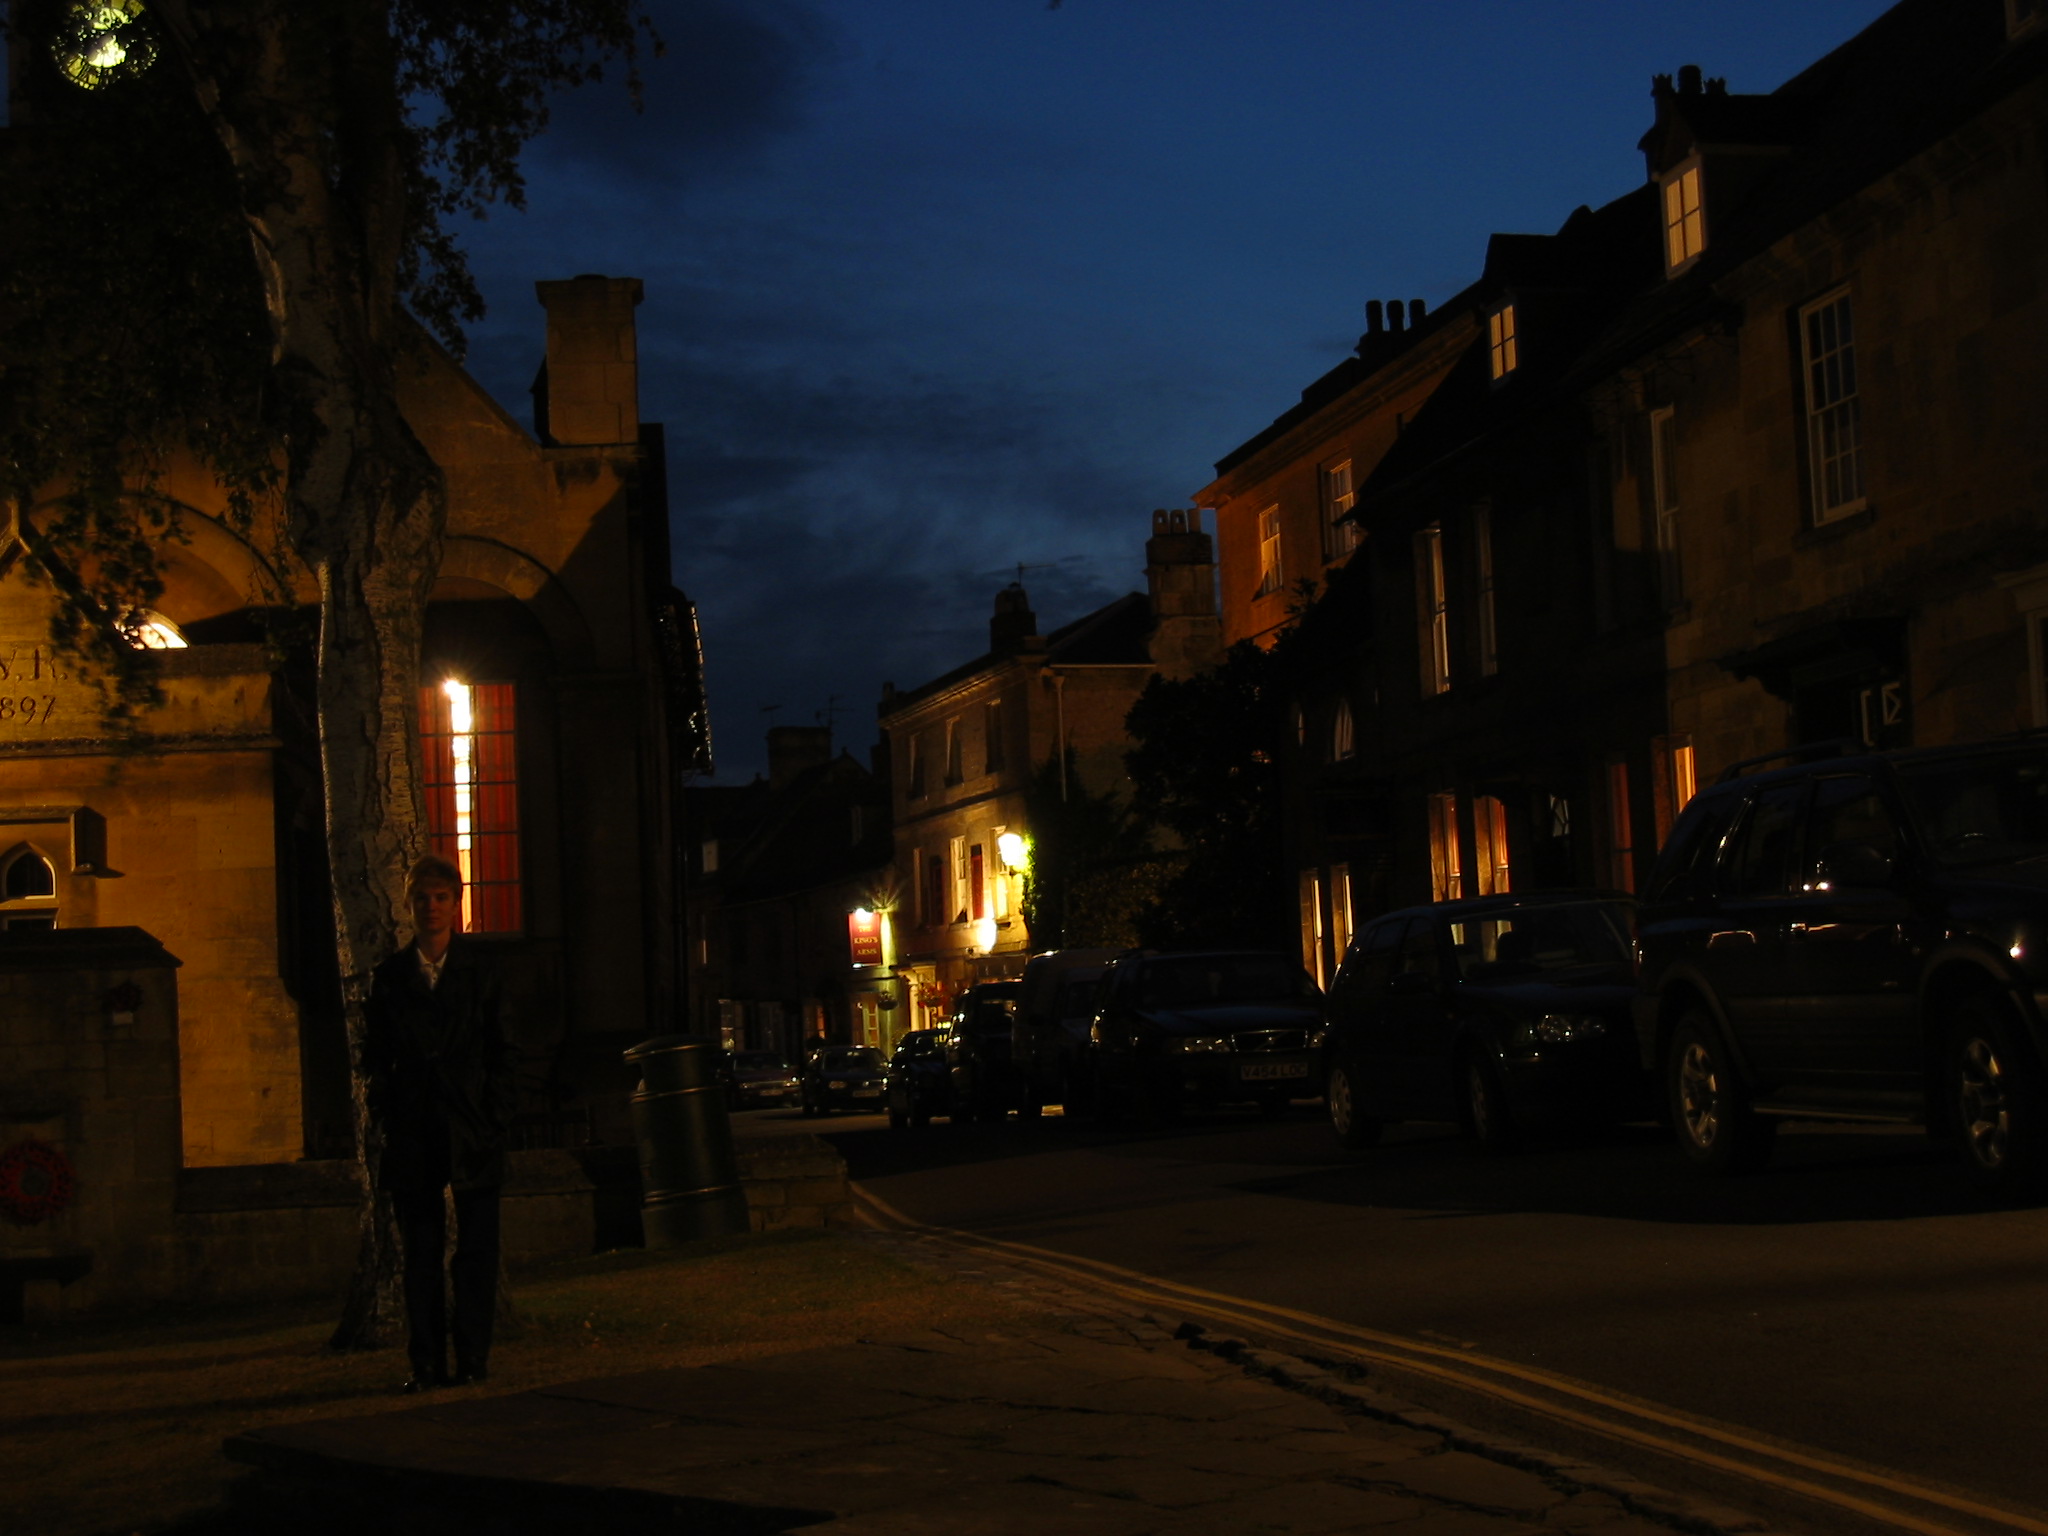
[624,1035,750,1245]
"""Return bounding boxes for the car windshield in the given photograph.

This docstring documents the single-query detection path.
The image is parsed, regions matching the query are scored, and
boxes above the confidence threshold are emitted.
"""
[1133,955,1317,1008]
[1897,751,2048,867]
[821,1047,884,1072]
[732,1052,787,1072]
[1450,902,1633,980]
[896,1032,940,1058]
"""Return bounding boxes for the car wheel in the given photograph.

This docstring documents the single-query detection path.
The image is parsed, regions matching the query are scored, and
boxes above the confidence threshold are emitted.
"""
[1946,995,2048,1197]
[1327,1060,1383,1150]
[1666,1012,1774,1174]
[1461,1052,1519,1155]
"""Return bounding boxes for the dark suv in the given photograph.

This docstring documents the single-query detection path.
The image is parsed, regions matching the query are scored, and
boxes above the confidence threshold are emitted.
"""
[1634,737,2048,1193]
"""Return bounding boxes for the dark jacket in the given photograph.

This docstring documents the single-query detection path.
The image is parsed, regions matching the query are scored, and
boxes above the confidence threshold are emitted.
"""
[363,937,515,1192]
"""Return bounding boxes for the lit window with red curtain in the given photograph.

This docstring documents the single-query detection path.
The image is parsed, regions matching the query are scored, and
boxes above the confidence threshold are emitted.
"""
[420,679,523,935]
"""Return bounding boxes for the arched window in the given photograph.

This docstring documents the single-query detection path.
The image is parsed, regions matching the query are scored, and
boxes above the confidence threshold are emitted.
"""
[0,847,59,930]
[1331,698,1356,762]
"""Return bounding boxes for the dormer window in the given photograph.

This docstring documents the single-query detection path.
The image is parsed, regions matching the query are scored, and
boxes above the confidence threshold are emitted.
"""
[1662,157,1706,273]
[1487,304,1519,382]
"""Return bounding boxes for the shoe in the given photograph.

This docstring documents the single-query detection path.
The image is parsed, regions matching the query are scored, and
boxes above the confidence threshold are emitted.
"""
[451,1365,490,1387]
[398,1374,443,1395]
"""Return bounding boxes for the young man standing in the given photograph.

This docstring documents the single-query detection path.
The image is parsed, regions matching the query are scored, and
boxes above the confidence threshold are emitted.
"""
[363,855,514,1392]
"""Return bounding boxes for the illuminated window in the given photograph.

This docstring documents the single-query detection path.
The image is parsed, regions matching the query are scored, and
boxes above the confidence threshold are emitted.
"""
[1488,304,1519,381]
[1473,795,1511,896]
[421,680,522,935]
[1606,759,1636,894]
[1257,506,1283,597]
[1331,698,1355,761]
[119,608,188,650]
[1299,869,1327,988]
[1415,524,1450,696]
[0,846,58,930]
[950,834,968,925]
[991,826,1012,918]
[1662,160,1706,272]
[969,843,986,922]
[1473,506,1498,678]
[1654,734,1698,847]
[1649,406,1683,606]
[1801,289,1864,522]
[1322,460,1359,559]
[1330,863,1354,962]
[1428,791,1463,902]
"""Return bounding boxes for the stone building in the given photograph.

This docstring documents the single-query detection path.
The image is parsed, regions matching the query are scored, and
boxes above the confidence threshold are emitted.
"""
[878,511,1220,1029]
[1206,0,2048,976]
[1582,0,2048,781]
[1,274,698,1177]
[683,725,895,1058]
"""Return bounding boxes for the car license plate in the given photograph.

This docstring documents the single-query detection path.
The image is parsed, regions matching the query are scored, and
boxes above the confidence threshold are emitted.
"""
[1240,1062,1309,1081]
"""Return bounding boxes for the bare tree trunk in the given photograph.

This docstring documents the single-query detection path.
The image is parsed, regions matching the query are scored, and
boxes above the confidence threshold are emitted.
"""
[152,0,447,1349]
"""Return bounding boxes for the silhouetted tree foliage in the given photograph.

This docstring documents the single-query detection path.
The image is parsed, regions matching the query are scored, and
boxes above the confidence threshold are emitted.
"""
[0,0,651,1348]
[1124,640,1293,950]
[1019,748,1155,951]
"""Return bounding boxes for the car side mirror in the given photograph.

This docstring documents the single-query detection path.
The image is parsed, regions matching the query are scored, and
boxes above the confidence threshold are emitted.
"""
[1813,841,1893,890]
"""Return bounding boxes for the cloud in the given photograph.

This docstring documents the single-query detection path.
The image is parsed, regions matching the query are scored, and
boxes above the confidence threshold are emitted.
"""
[525,0,839,189]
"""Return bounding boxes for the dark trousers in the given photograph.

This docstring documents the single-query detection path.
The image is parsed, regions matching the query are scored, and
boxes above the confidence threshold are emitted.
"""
[392,1181,501,1380]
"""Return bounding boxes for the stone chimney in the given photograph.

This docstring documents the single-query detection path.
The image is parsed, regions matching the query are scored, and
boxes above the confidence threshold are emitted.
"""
[531,275,643,447]
[990,584,1040,655]
[767,725,833,791]
[1145,509,1221,679]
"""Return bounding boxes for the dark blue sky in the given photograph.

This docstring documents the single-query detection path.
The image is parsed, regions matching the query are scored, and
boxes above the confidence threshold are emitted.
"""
[455,0,1896,782]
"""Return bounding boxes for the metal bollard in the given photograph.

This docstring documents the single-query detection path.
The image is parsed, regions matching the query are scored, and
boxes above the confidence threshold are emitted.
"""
[623,1035,750,1245]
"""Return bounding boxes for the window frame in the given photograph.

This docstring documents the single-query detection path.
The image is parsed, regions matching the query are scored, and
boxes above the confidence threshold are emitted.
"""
[1473,505,1498,678]
[1661,157,1707,274]
[1488,303,1519,382]
[1256,505,1283,598]
[1331,697,1355,762]
[1322,459,1359,559]
[1799,287,1866,525]
[1428,790,1463,903]
[1649,405,1683,607]
[0,844,59,930]
[421,678,523,937]
[1414,523,1451,697]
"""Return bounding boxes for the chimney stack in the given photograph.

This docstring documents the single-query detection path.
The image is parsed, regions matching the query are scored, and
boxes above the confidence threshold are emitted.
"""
[1145,509,1220,679]
[766,724,832,791]
[531,275,644,447]
[990,584,1040,655]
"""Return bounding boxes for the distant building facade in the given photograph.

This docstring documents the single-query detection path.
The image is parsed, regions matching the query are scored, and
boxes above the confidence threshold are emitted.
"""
[878,511,1220,1028]
[684,726,895,1058]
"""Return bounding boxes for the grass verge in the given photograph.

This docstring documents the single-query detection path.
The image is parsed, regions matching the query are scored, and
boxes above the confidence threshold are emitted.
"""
[2,1229,1044,1536]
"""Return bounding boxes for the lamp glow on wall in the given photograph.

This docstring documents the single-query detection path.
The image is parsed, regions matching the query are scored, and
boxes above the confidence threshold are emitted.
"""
[972,915,998,954]
[997,831,1029,872]
[443,677,476,930]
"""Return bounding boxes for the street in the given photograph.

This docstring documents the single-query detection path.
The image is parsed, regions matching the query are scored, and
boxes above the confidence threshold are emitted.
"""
[755,1104,2048,1536]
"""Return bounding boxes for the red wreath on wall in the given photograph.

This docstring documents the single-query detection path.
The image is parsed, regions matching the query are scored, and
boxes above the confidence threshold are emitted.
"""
[0,1138,76,1225]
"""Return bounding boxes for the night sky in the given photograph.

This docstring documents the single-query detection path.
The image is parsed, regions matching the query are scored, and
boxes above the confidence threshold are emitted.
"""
[453,0,1897,783]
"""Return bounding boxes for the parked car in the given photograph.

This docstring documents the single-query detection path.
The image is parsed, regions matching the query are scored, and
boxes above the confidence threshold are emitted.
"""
[884,1028,953,1129]
[800,1045,889,1116]
[1085,950,1325,1121]
[946,980,1023,1122]
[1321,893,1644,1154]
[1634,736,2048,1192]
[727,1051,800,1110]
[1011,948,1120,1116]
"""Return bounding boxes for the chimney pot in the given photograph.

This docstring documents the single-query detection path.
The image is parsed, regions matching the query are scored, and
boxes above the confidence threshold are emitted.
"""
[1388,301,1405,334]
[1678,63,1703,94]
[1366,299,1384,334]
[1408,298,1426,328]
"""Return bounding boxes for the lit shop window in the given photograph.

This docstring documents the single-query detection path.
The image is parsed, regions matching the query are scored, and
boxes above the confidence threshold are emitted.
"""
[420,679,522,935]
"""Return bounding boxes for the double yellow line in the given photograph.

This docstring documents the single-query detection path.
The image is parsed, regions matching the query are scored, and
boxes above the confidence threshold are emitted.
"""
[854,1186,2046,1536]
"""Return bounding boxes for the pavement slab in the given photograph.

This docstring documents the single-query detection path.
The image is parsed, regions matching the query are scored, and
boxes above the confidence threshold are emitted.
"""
[221,1319,1732,1535]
